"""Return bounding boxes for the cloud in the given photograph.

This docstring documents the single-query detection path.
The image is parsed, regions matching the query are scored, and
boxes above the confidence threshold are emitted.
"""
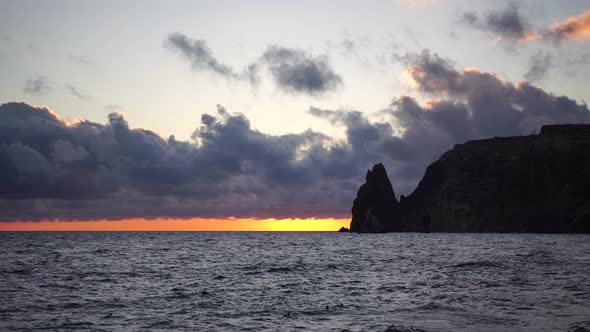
[66,85,91,100]
[542,10,590,43]
[460,5,539,43]
[166,33,250,81]
[104,104,122,111]
[567,52,590,65]
[462,8,590,46]
[524,51,553,82]
[325,37,370,58]
[261,45,342,95]
[0,102,363,220]
[395,50,463,95]
[23,76,52,94]
[24,77,91,100]
[2,50,589,221]
[51,140,89,163]
[338,38,359,54]
[395,50,590,138]
[166,33,341,95]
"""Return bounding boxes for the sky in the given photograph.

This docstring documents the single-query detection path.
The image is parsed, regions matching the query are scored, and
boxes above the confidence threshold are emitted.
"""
[1,0,589,230]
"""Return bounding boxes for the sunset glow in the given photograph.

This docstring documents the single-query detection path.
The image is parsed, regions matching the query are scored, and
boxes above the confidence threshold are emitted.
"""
[545,10,590,42]
[1,2,589,233]
[0,218,350,232]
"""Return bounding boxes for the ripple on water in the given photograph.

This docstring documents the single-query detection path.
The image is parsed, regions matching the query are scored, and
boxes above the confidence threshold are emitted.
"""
[0,232,588,331]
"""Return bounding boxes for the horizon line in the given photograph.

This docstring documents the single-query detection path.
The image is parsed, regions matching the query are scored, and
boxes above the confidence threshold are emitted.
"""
[0,217,350,232]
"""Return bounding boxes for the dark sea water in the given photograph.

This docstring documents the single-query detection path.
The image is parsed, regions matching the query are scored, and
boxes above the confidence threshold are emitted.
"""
[1,232,589,332]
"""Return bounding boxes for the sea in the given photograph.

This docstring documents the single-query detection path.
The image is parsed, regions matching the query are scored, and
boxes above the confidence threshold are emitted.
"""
[1,232,589,331]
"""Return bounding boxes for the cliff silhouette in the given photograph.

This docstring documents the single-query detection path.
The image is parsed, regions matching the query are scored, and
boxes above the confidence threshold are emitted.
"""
[348,125,590,233]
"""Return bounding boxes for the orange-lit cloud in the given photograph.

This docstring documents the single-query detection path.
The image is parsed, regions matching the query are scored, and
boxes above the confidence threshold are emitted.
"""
[401,68,419,89]
[518,30,541,42]
[0,217,349,232]
[543,10,590,43]
[399,51,510,97]
[489,30,539,44]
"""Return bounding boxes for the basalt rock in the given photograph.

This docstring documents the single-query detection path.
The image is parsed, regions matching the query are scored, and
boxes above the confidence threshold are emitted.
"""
[348,125,590,233]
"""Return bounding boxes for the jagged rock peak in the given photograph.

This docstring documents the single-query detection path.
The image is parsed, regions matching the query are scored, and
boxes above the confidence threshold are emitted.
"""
[365,163,397,201]
[349,163,400,233]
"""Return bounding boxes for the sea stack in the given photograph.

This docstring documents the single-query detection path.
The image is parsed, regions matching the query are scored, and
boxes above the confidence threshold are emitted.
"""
[349,163,399,233]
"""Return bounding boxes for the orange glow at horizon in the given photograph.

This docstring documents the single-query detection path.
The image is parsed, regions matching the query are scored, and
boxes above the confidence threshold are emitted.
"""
[0,217,350,232]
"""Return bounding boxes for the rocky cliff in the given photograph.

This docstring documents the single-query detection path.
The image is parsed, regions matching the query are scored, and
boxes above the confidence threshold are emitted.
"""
[349,125,590,233]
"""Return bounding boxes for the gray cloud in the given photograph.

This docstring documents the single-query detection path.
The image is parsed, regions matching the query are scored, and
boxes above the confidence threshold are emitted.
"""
[166,33,341,95]
[24,76,52,94]
[0,102,362,220]
[24,77,92,100]
[566,52,590,66]
[104,104,122,111]
[2,50,589,221]
[325,37,373,59]
[394,50,462,95]
[66,85,91,100]
[461,4,538,43]
[166,33,247,80]
[396,49,590,137]
[524,51,553,82]
[338,38,359,54]
[261,45,342,95]
[462,8,590,46]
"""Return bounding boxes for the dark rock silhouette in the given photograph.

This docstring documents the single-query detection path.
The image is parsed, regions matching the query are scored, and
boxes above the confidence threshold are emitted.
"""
[349,125,590,233]
[337,227,350,232]
[350,163,399,232]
